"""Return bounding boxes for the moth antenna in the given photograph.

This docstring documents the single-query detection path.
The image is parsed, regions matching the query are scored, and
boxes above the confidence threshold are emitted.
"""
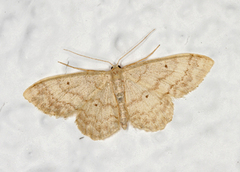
[117,29,156,65]
[64,49,114,66]
[58,61,97,71]
[123,44,160,68]
[134,44,160,63]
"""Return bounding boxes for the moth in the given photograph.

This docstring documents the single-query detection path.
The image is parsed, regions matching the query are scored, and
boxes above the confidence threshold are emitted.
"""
[24,30,214,140]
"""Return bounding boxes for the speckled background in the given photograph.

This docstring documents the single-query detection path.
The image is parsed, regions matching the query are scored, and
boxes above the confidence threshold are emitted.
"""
[1,0,239,171]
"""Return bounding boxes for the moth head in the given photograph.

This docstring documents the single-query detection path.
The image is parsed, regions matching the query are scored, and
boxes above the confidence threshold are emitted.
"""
[111,65,121,69]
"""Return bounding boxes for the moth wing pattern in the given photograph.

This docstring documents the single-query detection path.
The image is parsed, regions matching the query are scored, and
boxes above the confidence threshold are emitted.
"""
[122,53,214,131]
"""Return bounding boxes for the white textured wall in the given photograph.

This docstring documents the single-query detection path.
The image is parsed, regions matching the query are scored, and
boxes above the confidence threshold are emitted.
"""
[1,0,239,171]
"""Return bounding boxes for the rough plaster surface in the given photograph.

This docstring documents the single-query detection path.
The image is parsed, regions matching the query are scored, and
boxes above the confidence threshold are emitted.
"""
[0,0,239,171]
